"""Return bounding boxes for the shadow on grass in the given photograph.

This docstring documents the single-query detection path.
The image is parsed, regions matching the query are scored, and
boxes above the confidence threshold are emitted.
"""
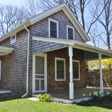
[76,97,112,110]
[0,96,19,102]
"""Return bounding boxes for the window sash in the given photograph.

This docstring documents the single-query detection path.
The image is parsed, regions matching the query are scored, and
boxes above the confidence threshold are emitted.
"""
[57,60,64,79]
[73,61,80,79]
[68,27,73,39]
[55,58,65,81]
[11,35,16,44]
[50,20,58,38]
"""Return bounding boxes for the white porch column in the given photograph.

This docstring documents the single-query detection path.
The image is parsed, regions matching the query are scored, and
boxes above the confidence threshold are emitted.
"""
[98,53,103,93]
[68,46,74,99]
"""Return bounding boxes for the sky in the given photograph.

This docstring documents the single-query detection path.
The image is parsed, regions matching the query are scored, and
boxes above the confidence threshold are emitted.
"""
[0,0,25,6]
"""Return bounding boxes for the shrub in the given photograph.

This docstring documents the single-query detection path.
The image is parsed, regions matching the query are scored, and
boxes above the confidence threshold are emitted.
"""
[37,93,52,102]
[106,92,112,100]
[91,91,103,103]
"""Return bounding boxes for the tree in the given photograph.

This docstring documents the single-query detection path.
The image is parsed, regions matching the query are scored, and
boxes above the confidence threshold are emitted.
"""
[38,0,91,30]
[89,0,112,50]
[88,59,112,87]
[0,5,27,36]
[22,0,40,18]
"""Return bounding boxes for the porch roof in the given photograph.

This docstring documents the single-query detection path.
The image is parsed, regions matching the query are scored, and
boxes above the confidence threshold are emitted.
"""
[32,36,112,60]
[0,46,14,56]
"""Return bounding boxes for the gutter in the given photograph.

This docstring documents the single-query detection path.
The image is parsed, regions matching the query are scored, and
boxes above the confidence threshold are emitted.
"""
[21,25,30,98]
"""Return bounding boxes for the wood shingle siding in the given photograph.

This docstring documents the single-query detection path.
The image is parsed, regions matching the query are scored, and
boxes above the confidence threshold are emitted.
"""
[0,29,29,96]
[31,10,84,42]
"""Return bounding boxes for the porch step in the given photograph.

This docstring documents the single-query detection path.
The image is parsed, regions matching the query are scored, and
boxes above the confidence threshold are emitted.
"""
[0,89,11,94]
[32,94,38,97]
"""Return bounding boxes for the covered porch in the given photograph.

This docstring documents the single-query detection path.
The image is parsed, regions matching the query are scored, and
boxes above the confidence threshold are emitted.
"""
[32,36,112,102]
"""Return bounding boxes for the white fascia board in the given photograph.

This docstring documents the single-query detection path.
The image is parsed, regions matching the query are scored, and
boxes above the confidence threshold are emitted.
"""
[32,36,75,45]
[0,46,14,55]
[0,46,14,51]
[30,3,66,25]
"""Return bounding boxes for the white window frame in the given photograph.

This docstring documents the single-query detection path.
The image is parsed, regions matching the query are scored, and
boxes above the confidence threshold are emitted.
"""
[66,25,75,40]
[73,60,80,80]
[48,18,59,38]
[10,34,16,44]
[55,57,66,81]
[0,61,1,80]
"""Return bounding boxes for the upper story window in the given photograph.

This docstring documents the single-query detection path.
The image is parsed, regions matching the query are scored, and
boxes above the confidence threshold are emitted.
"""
[10,35,16,44]
[73,60,80,80]
[49,18,58,38]
[67,25,74,40]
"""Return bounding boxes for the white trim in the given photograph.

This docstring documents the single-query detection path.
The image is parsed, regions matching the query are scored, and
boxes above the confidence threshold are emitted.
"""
[55,57,66,81]
[72,60,80,80]
[0,90,11,94]
[0,61,1,80]
[48,18,59,38]
[0,46,14,56]
[32,36,74,45]
[10,34,16,44]
[32,53,47,93]
[66,25,75,40]
[32,36,112,58]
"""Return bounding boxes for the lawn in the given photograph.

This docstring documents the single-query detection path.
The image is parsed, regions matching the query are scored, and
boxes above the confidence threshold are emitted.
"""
[0,97,112,112]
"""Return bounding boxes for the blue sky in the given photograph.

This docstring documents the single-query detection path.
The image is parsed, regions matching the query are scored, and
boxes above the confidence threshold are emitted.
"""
[0,0,25,6]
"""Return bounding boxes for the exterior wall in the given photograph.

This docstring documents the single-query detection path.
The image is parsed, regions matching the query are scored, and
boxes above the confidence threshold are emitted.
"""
[31,10,84,42]
[0,29,32,96]
[0,9,86,96]
[46,48,86,91]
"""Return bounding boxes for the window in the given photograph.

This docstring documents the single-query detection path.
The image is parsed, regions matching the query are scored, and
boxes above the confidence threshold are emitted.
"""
[10,35,16,44]
[67,25,74,40]
[49,19,58,38]
[73,60,80,80]
[55,58,66,81]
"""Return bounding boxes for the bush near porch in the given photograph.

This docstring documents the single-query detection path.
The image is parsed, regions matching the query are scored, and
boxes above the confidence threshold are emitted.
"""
[0,97,112,112]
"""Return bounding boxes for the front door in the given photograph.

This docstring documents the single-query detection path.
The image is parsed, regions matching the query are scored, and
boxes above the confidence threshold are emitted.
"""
[33,54,47,93]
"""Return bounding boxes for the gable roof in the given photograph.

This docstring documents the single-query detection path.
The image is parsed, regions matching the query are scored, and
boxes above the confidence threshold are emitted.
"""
[0,3,90,42]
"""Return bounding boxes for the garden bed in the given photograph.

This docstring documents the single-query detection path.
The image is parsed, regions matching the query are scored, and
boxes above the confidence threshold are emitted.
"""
[77,95,112,106]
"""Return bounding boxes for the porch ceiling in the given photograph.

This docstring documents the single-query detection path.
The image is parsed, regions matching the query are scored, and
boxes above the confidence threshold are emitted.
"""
[0,46,14,56]
[84,51,111,61]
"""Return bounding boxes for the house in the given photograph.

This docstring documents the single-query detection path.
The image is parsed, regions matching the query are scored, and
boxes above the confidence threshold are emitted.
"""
[0,3,112,103]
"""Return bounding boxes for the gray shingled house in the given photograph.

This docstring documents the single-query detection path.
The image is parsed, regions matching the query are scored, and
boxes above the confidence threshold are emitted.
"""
[0,3,112,103]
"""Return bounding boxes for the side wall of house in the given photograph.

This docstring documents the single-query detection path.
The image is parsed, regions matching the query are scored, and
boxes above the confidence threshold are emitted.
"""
[46,48,86,91]
[0,29,32,96]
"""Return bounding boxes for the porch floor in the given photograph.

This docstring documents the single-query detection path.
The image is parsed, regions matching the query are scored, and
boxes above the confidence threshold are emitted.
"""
[33,87,112,100]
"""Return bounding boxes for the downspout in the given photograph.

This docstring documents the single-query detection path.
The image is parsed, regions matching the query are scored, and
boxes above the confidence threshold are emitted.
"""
[21,25,30,98]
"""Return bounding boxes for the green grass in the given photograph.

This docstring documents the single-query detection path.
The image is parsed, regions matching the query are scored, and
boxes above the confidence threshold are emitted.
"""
[0,97,112,112]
